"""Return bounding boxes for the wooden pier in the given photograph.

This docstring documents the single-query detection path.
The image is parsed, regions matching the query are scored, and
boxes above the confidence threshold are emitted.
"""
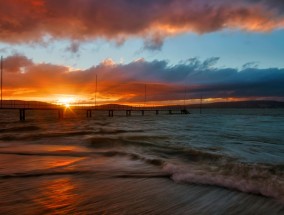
[0,101,190,121]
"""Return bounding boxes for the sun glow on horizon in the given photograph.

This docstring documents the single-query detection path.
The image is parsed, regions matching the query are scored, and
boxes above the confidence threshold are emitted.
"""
[57,97,76,108]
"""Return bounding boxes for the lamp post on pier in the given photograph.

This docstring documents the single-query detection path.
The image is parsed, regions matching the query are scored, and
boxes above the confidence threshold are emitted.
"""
[95,74,97,108]
[1,56,3,109]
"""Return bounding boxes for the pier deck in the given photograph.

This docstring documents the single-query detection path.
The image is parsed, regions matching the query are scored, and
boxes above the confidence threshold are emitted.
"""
[0,102,190,121]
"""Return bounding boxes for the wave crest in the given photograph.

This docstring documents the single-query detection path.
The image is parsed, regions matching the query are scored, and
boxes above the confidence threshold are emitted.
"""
[163,163,284,203]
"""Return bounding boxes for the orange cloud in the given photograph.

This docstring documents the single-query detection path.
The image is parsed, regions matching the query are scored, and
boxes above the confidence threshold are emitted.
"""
[0,0,283,47]
[2,54,284,104]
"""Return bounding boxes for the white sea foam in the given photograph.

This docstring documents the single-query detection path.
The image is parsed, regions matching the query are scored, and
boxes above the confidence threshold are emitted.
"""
[163,163,284,203]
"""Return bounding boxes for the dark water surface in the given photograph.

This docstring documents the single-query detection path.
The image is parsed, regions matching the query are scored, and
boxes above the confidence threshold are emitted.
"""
[0,109,283,214]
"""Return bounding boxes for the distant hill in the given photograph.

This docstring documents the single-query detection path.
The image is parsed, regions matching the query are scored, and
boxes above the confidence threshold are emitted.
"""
[97,100,284,109]
[0,100,59,108]
[187,100,284,108]
[98,104,131,109]
[1,100,52,105]
[0,100,283,109]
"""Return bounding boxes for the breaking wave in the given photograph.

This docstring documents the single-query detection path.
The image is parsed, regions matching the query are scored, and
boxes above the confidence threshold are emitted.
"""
[163,162,284,203]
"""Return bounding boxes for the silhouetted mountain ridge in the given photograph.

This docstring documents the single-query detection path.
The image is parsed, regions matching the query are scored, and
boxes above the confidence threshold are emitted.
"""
[188,100,284,108]
[0,100,283,109]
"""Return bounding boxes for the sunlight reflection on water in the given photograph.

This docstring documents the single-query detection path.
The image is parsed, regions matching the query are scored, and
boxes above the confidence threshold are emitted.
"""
[35,177,78,214]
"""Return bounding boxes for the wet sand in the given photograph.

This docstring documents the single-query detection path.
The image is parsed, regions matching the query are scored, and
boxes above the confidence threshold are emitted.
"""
[0,152,283,215]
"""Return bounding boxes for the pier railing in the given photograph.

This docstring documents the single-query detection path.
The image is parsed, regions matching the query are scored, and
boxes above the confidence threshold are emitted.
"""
[0,100,190,121]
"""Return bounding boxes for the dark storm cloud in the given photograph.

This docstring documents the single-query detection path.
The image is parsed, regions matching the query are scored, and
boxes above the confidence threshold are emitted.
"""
[0,0,283,46]
[248,0,284,12]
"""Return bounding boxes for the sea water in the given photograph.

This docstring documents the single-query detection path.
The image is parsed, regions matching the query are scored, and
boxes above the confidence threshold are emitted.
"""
[0,108,283,214]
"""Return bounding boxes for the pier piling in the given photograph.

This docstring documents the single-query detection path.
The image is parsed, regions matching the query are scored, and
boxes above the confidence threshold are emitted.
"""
[86,110,92,118]
[126,110,131,116]
[19,109,26,121]
[108,110,114,117]
[58,109,64,119]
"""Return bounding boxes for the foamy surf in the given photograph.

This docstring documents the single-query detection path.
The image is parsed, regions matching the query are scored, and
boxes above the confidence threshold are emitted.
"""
[163,162,284,203]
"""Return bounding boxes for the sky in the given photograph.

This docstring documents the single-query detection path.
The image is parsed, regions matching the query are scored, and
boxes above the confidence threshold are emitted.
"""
[0,0,284,105]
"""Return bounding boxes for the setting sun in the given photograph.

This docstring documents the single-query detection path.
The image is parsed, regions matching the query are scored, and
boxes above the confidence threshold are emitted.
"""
[57,97,76,108]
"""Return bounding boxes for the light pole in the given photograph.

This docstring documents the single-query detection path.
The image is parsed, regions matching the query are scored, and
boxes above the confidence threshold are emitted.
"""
[200,95,203,114]
[95,74,97,108]
[1,56,3,109]
[144,84,147,107]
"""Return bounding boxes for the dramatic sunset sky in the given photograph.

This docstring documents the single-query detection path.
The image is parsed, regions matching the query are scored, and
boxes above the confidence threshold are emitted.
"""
[0,0,284,105]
